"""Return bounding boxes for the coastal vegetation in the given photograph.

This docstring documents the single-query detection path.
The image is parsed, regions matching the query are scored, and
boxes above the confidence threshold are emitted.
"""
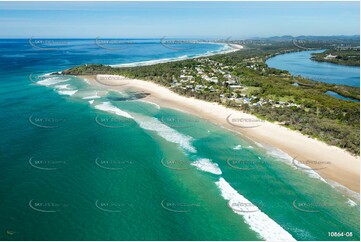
[62,39,360,154]
[311,48,360,66]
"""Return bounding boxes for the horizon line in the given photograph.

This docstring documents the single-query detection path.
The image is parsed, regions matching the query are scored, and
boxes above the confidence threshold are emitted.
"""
[0,34,360,40]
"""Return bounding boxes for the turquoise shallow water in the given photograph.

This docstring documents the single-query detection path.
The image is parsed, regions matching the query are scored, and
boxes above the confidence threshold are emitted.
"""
[0,40,359,241]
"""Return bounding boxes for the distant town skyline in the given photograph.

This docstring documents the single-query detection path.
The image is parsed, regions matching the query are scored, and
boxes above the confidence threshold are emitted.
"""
[0,1,359,38]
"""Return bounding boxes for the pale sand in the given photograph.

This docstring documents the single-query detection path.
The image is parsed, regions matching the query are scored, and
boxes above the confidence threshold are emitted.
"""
[83,74,360,193]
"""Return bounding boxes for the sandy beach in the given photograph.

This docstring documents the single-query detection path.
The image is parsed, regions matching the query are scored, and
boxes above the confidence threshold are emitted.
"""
[82,74,360,193]
[111,43,243,68]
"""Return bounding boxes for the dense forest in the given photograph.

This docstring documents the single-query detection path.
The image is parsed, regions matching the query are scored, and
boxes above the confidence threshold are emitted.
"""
[62,39,360,154]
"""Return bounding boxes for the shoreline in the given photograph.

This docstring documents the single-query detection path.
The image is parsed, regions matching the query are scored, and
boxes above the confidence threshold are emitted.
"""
[110,43,243,68]
[82,74,360,193]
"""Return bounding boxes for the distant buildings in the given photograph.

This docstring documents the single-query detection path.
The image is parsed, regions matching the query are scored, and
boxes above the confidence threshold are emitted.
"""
[170,57,300,109]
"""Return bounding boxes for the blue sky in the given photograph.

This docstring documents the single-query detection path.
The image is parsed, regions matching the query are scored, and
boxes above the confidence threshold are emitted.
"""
[0,1,359,38]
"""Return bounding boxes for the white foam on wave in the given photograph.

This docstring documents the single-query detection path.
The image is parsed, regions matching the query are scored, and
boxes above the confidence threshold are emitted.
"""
[215,178,296,241]
[137,100,161,109]
[347,199,357,207]
[326,180,360,205]
[191,158,222,175]
[81,78,90,84]
[263,143,360,204]
[82,91,102,100]
[202,45,231,56]
[254,141,264,148]
[37,77,70,86]
[88,100,95,105]
[136,116,196,153]
[57,90,78,96]
[111,55,189,67]
[92,102,196,153]
[91,103,223,173]
[94,102,134,119]
[83,95,101,99]
[266,147,327,183]
[135,115,221,174]
[55,84,70,90]
[111,43,229,67]
[233,145,242,150]
[135,117,222,172]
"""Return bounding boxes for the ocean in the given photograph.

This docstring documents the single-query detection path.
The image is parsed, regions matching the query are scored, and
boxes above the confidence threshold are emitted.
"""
[0,39,359,241]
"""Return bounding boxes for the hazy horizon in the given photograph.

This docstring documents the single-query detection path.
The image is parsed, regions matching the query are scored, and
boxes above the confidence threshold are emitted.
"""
[0,34,360,40]
[0,1,359,38]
